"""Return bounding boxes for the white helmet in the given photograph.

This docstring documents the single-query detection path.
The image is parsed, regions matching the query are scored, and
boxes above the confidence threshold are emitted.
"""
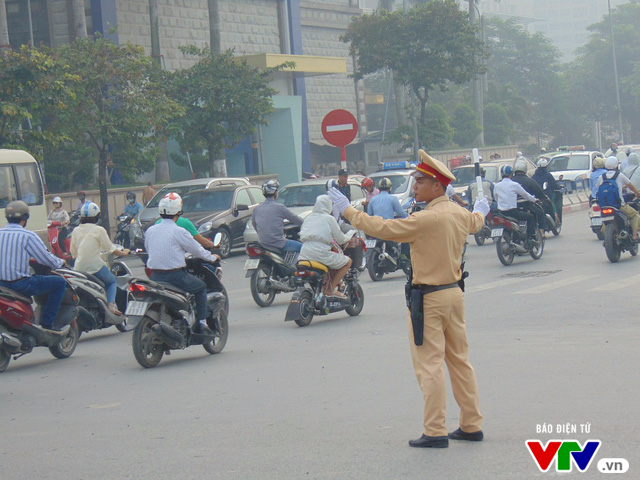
[262,179,279,196]
[517,151,523,157]
[514,159,528,173]
[158,192,183,215]
[52,196,63,203]
[537,158,549,168]
[605,156,619,170]
[81,202,100,218]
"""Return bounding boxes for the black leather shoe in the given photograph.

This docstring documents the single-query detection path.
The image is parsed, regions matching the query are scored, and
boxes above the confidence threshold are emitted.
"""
[448,428,484,441]
[408,434,448,448]
[192,322,214,336]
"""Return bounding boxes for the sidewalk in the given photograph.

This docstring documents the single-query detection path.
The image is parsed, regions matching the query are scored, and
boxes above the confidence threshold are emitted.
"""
[562,191,590,214]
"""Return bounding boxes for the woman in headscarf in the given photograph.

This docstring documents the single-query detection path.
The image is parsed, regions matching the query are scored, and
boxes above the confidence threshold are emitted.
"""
[299,195,354,298]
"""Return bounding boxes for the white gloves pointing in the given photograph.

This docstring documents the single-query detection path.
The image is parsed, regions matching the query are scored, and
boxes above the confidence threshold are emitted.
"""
[327,187,350,214]
[473,197,490,216]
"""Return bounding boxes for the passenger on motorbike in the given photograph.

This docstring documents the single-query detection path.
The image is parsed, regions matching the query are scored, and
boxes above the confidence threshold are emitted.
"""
[0,201,67,332]
[71,203,131,315]
[493,165,538,245]
[252,179,304,252]
[596,156,640,241]
[361,177,379,209]
[122,191,143,217]
[589,157,607,201]
[145,193,221,335]
[512,159,548,235]
[299,195,354,298]
[532,158,560,223]
[48,196,70,252]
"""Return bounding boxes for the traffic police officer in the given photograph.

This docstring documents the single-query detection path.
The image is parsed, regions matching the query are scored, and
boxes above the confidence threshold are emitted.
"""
[328,150,489,448]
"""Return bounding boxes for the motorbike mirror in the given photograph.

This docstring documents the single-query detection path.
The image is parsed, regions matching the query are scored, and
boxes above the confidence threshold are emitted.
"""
[212,232,223,248]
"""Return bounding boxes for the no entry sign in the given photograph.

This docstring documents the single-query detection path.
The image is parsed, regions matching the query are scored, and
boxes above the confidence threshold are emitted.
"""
[321,109,358,147]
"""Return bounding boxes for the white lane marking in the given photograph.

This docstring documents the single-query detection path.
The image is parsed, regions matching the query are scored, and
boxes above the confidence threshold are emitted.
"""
[466,277,529,293]
[326,123,354,132]
[513,275,597,294]
[591,273,640,291]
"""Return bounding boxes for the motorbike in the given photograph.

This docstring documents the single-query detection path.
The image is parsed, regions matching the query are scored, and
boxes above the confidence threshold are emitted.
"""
[589,200,605,240]
[114,213,144,250]
[0,266,80,373]
[284,239,365,327]
[490,209,545,266]
[245,224,300,307]
[541,183,563,237]
[365,237,411,281]
[127,237,229,368]
[600,196,640,263]
[48,210,81,264]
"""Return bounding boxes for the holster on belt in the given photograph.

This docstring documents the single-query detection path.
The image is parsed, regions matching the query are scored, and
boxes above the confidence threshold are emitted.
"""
[405,268,424,346]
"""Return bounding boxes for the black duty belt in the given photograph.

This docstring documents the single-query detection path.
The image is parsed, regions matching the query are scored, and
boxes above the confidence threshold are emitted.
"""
[414,282,460,295]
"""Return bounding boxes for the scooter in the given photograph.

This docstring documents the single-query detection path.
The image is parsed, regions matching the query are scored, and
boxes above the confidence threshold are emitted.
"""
[600,197,640,263]
[284,240,364,327]
[490,210,545,266]
[114,213,143,250]
[589,200,604,240]
[0,267,80,373]
[47,210,80,264]
[364,238,411,281]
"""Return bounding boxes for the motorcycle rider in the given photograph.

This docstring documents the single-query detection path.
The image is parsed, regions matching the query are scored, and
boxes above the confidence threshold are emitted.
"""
[252,180,304,252]
[367,178,408,219]
[493,165,539,245]
[71,203,131,315]
[0,201,67,333]
[48,196,71,252]
[589,156,607,201]
[76,190,89,211]
[361,177,379,209]
[122,191,143,217]
[465,167,494,207]
[532,158,560,223]
[596,156,640,241]
[145,193,221,335]
[512,159,548,234]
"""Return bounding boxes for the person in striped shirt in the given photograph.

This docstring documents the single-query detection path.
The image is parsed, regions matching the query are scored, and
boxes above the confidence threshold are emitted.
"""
[0,201,67,332]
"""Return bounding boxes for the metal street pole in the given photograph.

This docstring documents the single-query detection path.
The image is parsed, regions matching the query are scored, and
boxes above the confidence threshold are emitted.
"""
[403,0,420,162]
[608,0,624,143]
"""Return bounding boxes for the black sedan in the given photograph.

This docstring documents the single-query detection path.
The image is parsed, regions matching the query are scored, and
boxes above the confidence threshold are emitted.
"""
[181,185,265,258]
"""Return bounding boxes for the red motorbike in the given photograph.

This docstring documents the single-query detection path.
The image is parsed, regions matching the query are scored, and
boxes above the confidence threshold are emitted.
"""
[47,210,80,264]
[0,268,80,373]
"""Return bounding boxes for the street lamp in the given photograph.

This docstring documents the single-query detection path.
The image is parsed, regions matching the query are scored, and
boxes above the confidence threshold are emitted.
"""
[608,0,624,144]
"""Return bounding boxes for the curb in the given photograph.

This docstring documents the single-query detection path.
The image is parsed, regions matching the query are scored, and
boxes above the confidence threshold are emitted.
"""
[562,192,590,214]
[563,201,590,214]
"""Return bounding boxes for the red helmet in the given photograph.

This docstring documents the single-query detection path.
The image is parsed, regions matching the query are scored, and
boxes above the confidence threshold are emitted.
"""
[361,177,374,188]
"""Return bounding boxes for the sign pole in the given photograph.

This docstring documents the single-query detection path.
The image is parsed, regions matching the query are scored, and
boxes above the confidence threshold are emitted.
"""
[340,147,347,170]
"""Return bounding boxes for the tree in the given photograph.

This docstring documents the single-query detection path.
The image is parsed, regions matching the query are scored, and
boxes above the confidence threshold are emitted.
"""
[385,104,453,151]
[451,103,481,147]
[483,103,511,146]
[54,36,179,232]
[342,0,486,145]
[169,46,290,177]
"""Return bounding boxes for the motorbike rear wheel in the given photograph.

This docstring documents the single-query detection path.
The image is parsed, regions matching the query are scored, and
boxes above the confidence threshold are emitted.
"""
[367,252,384,282]
[496,230,514,266]
[551,222,562,236]
[132,316,164,368]
[203,310,228,354]
[345,283,364,316]
[49,321,79,359]
[294,290,314,327]
[530,230,545,260]
[250,264,276,307]
[604,224,621,263]
[0,349,9,373]
[631,241,638,256]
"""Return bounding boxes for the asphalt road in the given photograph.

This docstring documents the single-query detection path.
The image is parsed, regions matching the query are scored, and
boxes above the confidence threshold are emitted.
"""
[1,209,639,479]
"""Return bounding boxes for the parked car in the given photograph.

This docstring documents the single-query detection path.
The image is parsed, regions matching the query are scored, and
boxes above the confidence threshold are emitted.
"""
[181,184,265,258]
[450,159,537,196]
[243,177,364,244]
[547,150,603,193]
[137,177,251,231]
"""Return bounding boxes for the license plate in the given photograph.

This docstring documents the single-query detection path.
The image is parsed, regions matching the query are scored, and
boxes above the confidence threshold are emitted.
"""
[364,239,377,248]
[491,228,504,237]
[590,217,603,226]
[244,258,260,270]
[601,216,613,222]
[125,301,149,316]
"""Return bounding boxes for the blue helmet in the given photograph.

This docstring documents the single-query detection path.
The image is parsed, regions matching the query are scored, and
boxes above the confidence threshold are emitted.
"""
[325,179,338,190]
[501,165,514,177]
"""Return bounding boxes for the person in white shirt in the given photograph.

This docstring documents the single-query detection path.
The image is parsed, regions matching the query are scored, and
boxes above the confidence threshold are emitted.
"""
[145,192,220,335]
[493,165,538,241]
[70,203,130,315]
[596,156,640,241]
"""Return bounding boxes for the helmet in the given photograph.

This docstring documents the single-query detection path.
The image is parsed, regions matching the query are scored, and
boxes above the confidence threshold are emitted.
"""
[626,146,633,156]
[52,196,63,204]
[5,201,30,221]
[605,156,619,170]
[361,177,374,189]
[76,190,86,197]
[516,151,523,157]
[126,191,136,202]
[325,179,338,190]
[378,177,392,190]
[537,158,549,168]
[540,147,547,153]
[593,157,605,169]
[514,159,528,173]
[501,165,513,177]
[81,202,101,218]
[262,179,279,196]
[158,192,183,215]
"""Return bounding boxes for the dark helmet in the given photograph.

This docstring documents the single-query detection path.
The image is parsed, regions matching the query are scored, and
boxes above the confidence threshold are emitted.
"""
[501,165,513,177]
[126,191,136,202]
[262,179,279,196]
[5,200,30,221]
[378,177,392,190]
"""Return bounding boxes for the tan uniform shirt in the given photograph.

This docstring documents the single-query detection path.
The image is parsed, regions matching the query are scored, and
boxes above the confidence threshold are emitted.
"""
[142,186,156,205]
[344,196,484,285]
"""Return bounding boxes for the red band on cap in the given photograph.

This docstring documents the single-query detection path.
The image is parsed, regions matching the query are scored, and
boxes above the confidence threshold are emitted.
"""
[416,162,452,186]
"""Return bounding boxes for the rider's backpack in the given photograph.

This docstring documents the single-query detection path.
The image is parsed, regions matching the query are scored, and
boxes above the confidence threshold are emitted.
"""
[596,171,621,209]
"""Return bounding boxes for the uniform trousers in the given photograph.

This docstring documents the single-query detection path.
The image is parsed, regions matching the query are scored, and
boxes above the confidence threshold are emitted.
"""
[408,287,483,437]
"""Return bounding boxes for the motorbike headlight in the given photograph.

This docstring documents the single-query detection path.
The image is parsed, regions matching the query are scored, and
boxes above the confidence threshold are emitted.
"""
[198,221,213,233]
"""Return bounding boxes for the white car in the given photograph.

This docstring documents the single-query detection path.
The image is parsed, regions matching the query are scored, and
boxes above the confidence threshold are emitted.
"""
[547,151,603,193]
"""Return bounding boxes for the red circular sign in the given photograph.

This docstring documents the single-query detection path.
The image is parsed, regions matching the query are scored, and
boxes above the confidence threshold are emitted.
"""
[321,109,358,147]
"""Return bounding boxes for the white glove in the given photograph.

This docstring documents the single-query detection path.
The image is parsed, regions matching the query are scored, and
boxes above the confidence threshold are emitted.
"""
[473,197,490,216]
[327,187,350,214]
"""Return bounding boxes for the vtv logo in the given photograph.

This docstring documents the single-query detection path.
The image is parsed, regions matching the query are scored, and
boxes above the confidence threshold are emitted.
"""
[526,439,601,472]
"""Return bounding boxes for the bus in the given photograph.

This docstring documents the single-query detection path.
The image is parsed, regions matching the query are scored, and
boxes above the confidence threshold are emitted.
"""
[0,149,48,240]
